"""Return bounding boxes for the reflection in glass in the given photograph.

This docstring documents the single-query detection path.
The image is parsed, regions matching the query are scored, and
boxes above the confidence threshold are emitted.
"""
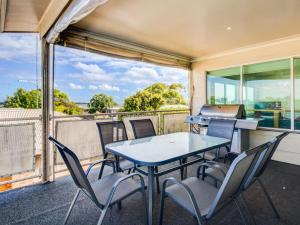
[294,58,300,129]
[243,59,291,129]
[207,67,240,104]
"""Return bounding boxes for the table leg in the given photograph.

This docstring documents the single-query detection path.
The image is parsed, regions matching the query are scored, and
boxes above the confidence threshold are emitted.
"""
[147,166,155,225]
[182,158,187,179]
[115,155,121,172]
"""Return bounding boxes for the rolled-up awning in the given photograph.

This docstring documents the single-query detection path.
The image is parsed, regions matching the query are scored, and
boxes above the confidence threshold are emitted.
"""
[58,27,192,69]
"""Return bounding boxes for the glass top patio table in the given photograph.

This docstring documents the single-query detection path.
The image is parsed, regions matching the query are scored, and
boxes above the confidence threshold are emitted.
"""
[105,132,231,167]
[106,132,230,225]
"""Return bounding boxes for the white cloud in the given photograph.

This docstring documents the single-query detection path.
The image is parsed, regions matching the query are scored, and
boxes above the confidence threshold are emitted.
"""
[55,46,110,65]
[69,83,84,90]
[88,85,98,90]
[120,66,188,85]
[105,60,133,68]
[69,62,113,82]
[121,67,160,84]
[0,33,39,62]
[75,62,104,74]
[98,84,120,91]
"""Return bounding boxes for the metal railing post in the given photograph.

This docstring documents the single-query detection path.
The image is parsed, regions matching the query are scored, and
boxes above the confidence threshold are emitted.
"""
[41,39,54,183]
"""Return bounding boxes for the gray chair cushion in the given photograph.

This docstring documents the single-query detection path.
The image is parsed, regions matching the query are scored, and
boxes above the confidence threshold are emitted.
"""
[91,173,141,206]
[165,177,218,216]
[203,147,229,161]
[119,159,135,171]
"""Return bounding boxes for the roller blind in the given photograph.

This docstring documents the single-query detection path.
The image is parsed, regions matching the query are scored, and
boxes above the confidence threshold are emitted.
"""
[58,27,192,69]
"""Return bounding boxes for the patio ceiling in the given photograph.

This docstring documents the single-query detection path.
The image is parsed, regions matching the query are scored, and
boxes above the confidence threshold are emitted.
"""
[2,0,300,59]
[74,0,300,58]
[0,0,70,35]
[1,0,51,32]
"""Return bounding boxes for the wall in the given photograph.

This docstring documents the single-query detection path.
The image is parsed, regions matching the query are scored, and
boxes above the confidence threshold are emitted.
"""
[191,35,300,165]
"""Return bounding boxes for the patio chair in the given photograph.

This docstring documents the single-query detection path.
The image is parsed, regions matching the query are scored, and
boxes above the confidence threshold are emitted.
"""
[198,131,289,220]
[203,118,236,161]
[158,143,267,225]
[49,136,148,225]
[96,121,135,179]
[130,119,184,192]
[130,118,157,138]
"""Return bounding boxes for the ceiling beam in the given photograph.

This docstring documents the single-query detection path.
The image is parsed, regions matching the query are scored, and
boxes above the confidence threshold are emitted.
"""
[0,0,7,32]
[38,0,71,37]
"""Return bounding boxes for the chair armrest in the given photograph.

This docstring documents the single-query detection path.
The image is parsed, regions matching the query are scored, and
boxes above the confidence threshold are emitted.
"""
[86,159,115,176]
[197,161,227,178]
[224,152,239,163]
[105,173,146,206]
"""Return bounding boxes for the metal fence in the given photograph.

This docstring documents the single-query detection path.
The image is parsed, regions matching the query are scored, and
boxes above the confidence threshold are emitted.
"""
[53,109,190,173]
[0,109,190,189]
[0,115,42,190]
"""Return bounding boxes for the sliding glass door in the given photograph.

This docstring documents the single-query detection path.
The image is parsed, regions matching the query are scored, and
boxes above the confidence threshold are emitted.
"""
[242,59,291,129]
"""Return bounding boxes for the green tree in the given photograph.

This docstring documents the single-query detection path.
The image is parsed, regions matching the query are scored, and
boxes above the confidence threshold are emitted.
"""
[53,89,83,115]
[4,88,83,115]
[88,93,117,113]
[123,90,164,112]
[122,83,186,112]
[4,88,42,109]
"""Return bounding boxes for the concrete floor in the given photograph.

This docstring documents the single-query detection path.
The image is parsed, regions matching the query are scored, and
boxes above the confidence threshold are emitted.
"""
[0,160,299,225]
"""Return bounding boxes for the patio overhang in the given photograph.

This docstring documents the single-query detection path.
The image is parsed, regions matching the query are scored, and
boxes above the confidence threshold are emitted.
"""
[1,0,300,185]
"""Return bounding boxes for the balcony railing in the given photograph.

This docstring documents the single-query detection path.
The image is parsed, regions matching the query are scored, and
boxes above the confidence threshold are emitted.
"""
[0,109,190,191]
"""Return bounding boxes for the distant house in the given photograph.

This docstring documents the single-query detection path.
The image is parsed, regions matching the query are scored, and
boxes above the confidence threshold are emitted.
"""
[75,102,89,110]
[159,104,189,110]
[105,107,121,113]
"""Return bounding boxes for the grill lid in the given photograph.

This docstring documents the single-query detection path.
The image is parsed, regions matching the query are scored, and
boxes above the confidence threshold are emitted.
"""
[198,104,246,119]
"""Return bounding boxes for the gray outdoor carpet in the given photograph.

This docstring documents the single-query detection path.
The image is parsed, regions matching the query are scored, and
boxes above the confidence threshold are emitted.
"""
[0,160,299,225]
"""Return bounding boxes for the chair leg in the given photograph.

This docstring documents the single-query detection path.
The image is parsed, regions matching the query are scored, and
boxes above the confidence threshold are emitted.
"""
[98,153,108,179]
[215,147,220,161]
[117,201,122,210]
[155,167,160,193]
[180,159,184,180]
[234,198,248,225]
[97,206,109,225]
[63,189,81,225]
[257,178,280,219]
[98,163,105,179]
[158,189,166,225]
[141,189,149,225]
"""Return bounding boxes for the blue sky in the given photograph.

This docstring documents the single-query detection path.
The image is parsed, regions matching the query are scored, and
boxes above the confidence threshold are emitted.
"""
[0,33,188,105]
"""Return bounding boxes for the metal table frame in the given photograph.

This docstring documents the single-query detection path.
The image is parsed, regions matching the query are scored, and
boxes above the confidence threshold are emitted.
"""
[106,132,231,225]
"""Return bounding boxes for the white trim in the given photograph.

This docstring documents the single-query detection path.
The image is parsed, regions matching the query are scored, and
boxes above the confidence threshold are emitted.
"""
[203,56,295,72]
[290,57,295,131]
[193,33,300,62]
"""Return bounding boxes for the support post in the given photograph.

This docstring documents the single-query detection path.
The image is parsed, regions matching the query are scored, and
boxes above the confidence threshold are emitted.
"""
[41,39,54,183]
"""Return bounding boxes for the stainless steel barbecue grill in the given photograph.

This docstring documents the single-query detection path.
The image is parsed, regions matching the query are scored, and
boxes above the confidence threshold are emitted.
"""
[185,104,259,152]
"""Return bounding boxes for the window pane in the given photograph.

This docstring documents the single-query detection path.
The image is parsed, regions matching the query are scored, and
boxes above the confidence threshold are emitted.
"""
[294,58,300,129]
[243,59,290,129]
[207,67,240,104]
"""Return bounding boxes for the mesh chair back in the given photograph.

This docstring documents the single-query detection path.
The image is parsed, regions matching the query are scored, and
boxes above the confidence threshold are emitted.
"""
[206,143,267,219]
[96,121,128,156]
[207,119,236,141]
[130,119,156,139]
[250,131,289,180]
[49,137,98,204]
